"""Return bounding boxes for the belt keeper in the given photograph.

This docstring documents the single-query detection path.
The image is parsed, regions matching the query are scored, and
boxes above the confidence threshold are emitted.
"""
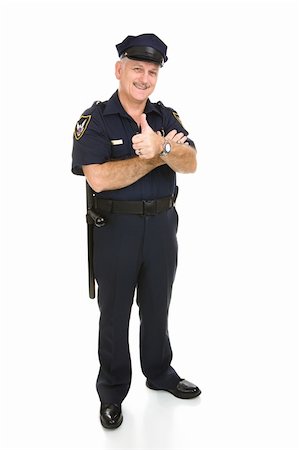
[143,200,157,215]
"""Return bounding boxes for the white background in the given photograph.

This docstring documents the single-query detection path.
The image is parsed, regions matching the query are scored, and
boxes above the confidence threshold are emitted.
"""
[1,0,298,449]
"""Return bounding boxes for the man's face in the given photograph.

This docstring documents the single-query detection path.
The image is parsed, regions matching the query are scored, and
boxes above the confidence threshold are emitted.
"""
[115,58,160,103]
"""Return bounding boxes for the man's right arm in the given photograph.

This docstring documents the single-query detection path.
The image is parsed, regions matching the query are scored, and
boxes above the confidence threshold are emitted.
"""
[83,156,165,193]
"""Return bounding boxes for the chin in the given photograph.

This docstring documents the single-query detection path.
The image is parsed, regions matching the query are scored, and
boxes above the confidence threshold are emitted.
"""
[132,87,151,101]
[132,93,148,102]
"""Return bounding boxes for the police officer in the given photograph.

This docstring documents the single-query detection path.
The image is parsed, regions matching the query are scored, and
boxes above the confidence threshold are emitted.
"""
[72,33,201,430]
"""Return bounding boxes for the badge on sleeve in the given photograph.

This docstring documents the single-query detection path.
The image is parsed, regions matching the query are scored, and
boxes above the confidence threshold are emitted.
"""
[74,115,91,140]
[172,111,183,126]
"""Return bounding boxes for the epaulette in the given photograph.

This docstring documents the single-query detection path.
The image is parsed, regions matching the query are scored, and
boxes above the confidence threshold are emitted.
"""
[91,100,102,108]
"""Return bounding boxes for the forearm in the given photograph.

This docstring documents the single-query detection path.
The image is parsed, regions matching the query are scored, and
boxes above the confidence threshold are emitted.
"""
[83,156,165,193]
[160,142,197,173]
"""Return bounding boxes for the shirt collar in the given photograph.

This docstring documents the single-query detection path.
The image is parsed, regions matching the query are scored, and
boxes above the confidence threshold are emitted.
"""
[103,90,162,117]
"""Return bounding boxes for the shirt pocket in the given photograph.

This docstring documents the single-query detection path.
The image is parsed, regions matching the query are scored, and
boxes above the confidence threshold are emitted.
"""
[110,140,132,160]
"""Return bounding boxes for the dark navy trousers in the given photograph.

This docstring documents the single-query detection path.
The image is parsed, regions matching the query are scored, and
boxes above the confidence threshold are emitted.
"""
[93,207,181,404]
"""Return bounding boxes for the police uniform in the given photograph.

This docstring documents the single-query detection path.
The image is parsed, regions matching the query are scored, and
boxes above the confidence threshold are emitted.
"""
[72,34,200,418]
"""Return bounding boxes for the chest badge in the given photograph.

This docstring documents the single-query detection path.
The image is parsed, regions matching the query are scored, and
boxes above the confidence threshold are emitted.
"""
[74,115,91,140]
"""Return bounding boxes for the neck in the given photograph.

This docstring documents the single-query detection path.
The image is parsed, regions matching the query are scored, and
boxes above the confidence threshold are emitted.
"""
[117,90,147,119]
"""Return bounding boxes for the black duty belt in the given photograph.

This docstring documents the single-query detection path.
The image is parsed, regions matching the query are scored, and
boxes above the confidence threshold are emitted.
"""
[94,195,176,216]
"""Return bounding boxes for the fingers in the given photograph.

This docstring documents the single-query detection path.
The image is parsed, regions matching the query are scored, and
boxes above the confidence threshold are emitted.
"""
[165,129,188,144]
[132,141,141,150]
[178,135,188,144]
[171,132,186,143]
[134,130,187,145]
[132,134,142,145]
[165,129,177,140]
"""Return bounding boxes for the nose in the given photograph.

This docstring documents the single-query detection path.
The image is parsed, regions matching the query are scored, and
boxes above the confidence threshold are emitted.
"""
[139,71,149,84]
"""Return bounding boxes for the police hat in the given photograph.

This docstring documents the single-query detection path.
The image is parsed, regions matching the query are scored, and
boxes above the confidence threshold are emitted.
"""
[116,33,168,67]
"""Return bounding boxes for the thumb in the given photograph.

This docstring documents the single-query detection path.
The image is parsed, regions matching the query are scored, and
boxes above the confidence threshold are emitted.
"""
[140,113,150,133]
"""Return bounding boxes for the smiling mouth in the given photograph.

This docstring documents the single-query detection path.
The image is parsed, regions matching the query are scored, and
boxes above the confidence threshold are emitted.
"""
[133,83,149,90]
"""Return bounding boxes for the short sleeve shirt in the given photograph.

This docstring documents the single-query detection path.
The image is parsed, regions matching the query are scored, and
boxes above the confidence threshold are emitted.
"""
[72,91,196,201]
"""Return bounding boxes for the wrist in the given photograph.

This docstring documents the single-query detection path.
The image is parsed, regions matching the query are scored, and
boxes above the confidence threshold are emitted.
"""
[158,135,165,154]
[151,155,166,167]
[160,138,172,157]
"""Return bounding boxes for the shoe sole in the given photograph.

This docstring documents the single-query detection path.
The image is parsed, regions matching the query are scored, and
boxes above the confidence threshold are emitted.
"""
[146,381,201,399]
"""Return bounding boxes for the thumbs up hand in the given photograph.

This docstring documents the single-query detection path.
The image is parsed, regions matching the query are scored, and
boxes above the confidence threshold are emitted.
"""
[132,114,164,159]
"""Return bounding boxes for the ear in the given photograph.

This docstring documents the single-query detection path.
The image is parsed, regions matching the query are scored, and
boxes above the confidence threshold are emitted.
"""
[115,61,122,80]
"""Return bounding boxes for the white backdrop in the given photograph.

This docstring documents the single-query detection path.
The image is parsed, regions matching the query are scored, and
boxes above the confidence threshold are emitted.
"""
[1,0,298,449]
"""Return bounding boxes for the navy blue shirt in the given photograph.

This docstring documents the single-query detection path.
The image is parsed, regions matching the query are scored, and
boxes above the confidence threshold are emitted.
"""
[72,91,196,201]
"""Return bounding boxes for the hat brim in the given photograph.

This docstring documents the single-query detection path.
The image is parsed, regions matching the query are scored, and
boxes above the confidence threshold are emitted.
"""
[121,46,165,67]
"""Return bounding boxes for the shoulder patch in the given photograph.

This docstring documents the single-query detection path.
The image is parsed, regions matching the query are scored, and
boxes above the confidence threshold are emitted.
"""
[74,115,91,140]
[172,111,183,126]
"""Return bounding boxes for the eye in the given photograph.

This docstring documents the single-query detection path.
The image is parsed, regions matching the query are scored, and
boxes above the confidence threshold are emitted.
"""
[133,67,142,73]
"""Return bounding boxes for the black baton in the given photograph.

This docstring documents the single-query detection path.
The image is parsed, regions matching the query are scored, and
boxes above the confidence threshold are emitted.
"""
[86,182,96,299]
[85,182,106,299]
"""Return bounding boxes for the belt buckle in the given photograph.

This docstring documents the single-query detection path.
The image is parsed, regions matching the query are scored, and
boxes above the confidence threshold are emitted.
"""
[143,200,157,215]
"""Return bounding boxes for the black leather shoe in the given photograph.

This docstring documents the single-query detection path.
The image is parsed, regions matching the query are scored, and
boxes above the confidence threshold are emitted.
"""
[146,379,201,399]
[100,403,123,429]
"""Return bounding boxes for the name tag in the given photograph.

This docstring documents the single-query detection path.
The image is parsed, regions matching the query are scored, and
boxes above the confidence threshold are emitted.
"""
[111,139,123,145]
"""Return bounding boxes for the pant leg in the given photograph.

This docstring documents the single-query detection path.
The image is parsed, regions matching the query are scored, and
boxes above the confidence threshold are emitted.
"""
[137,207,181,389]
[93,213,143,403]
